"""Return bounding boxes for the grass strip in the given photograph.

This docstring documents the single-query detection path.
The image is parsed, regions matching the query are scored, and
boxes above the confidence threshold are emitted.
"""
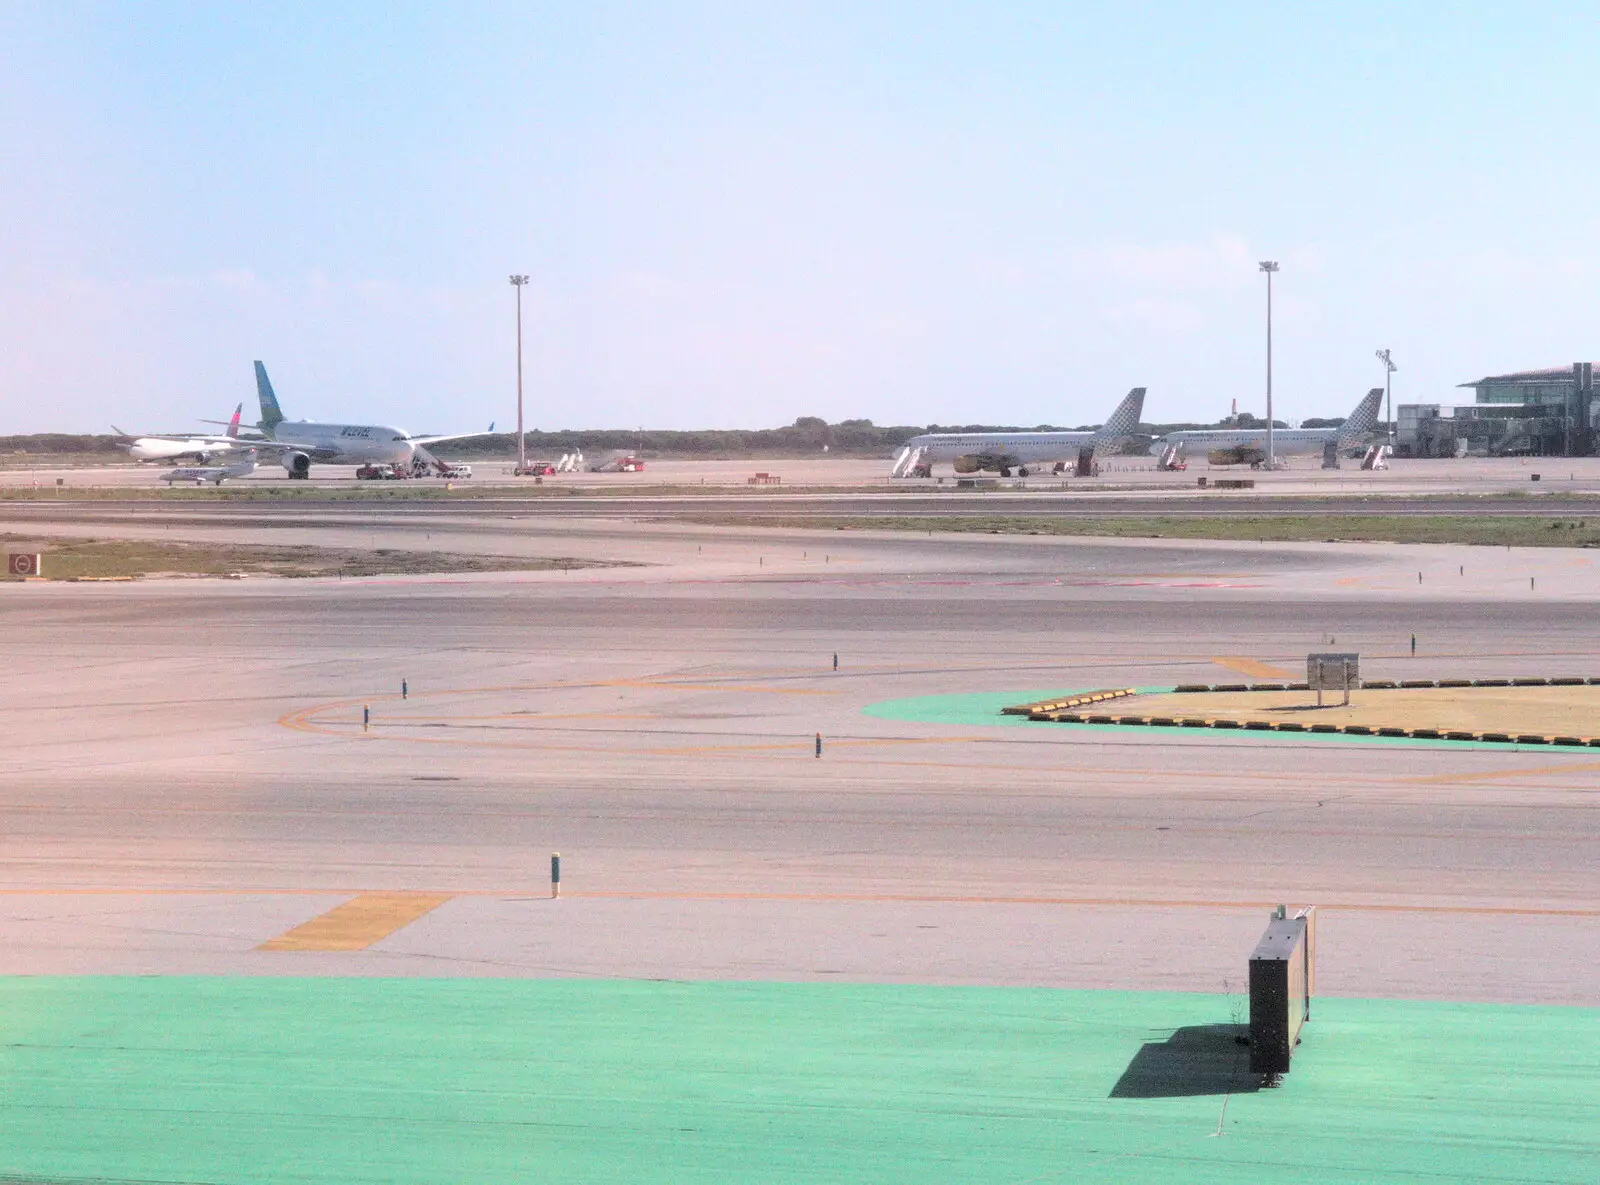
[683,512,1600,547]
[0,534,621,580]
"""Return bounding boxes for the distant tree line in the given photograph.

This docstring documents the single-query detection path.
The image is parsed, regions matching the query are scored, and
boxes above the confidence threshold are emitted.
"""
[0,433,124,455]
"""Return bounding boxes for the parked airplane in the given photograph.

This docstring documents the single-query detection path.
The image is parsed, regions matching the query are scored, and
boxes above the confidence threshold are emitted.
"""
[160,448,259,485]
[1151,388,1384,468]
[890,387,1147,478]
[115,405,243,463]
[212,362,495,478]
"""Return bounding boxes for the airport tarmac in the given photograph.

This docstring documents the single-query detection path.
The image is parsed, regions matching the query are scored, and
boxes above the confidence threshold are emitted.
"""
[1,504,1596,1006]
[12,452,1600,498]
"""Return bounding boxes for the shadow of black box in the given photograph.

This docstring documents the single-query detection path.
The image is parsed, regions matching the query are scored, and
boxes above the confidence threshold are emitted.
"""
[1109,1024,1262,1099]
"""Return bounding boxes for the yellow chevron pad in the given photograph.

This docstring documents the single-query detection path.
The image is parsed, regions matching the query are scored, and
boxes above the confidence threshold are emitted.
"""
[259,892,452,952]
[1210,656,1295,680]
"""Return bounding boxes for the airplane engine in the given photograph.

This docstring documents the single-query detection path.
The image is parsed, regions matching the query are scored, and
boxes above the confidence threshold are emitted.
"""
[952,455,990,474]
[1206,447,1265,467]
[281,451,311,479]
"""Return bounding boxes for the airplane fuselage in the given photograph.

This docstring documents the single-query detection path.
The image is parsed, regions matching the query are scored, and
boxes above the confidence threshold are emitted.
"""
[892,387,1147,477]
[1154,428,1339,457]
[127,438,234,463]
[160,450,257,485]
[1152,389,1384,466]
[900,431,1097,467]
[264,421,415,465]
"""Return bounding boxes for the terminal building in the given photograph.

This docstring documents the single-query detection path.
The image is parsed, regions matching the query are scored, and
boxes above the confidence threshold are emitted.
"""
[1396,362,1597,457]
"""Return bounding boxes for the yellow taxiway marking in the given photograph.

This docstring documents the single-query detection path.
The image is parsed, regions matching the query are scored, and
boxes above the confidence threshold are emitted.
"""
[257,892,452,952]
[1210,656,1296,680]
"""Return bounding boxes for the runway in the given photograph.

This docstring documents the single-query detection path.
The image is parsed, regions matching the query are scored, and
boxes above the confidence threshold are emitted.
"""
[2,506,1597,1006]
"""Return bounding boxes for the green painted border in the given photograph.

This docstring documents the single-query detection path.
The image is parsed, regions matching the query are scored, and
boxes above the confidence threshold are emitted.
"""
[0,978,1595,1184]
[862,687,1592,753]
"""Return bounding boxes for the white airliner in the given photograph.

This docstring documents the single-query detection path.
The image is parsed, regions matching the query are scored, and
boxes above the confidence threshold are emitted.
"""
[1151,388,1384,468]
[115,405,244,462]
[890,387,1147,478]
[160,448,259,485]
[215,362,494,478]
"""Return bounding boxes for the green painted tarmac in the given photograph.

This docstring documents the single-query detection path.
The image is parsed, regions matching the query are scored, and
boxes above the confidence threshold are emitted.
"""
[0,979,1594,1183]
[861,687,1089,726]
[862,689,1585,752]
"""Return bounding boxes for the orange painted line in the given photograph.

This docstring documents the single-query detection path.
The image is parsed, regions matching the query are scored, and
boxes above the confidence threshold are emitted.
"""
[567,890,1600,918]
[0,887,1589,919]
[257,892,452,952]
[277,707,1600,791]
[1404,761,1600,784]
[282,705,993,757]
[600,679,840,696]
[304,712,661,725]
[644,735,990,756]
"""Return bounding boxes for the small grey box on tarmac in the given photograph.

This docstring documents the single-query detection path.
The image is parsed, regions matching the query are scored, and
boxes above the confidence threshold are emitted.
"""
[551,853,561,899]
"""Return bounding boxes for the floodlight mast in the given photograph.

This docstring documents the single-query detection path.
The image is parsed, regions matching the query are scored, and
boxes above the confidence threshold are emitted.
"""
[1259,261,1279,470]
[510,275,530,472]
[1376,349,1397,448]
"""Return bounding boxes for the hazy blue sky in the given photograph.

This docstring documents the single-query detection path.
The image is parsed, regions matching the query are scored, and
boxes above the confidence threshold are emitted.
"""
[4,3,1599,433]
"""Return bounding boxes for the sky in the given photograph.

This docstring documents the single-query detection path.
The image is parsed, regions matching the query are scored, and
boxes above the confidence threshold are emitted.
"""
[4,2,1600,433]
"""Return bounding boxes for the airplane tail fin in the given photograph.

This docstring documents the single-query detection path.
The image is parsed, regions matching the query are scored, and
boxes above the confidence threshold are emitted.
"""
[226,403,242,439]
[1091,387,1147,449]
[1336,388,1385,445]
[254,361,285,430]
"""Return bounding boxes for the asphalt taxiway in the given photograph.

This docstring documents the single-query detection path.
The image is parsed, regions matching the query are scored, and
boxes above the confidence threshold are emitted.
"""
[1,503,1596,1005]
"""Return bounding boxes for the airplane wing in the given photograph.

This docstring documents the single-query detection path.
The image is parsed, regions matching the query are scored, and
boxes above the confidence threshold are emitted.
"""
[233,440,345,461]
[405,421,497,447]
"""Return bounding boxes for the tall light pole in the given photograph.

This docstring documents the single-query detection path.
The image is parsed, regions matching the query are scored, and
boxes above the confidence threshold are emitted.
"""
[1376,348,1396,448]
[1259,261,1279,470]
[509,274,530,473]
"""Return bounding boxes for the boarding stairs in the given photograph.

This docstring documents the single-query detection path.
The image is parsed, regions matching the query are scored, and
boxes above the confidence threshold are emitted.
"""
[890,446,930,478]
[1359,444,1391,471]
[556,452,585,473]
[1156,445,1186,471]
